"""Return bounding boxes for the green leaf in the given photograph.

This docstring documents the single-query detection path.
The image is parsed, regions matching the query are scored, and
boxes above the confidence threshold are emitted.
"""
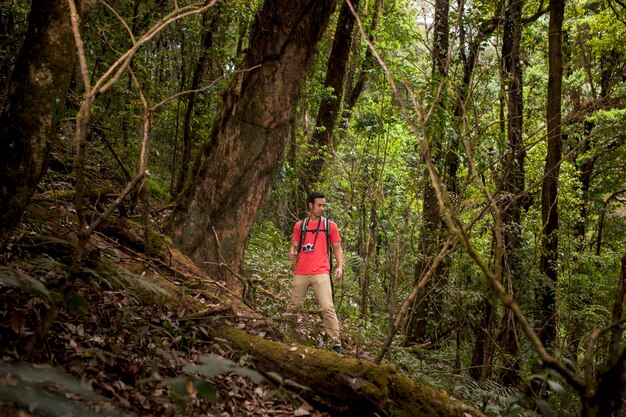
[165,377,189,397]
[0,266,50,297]
[194,380,217,403]
[534,398,553,417]
[183,354,266,384]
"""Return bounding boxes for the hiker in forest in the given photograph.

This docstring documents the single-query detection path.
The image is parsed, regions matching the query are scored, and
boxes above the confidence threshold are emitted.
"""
[288,192,344,352]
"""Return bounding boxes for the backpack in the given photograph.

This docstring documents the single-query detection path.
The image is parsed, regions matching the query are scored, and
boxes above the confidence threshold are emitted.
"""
[298,217,333,274]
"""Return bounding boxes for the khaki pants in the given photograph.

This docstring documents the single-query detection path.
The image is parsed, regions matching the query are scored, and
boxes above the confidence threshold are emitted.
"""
[288,273,340,341]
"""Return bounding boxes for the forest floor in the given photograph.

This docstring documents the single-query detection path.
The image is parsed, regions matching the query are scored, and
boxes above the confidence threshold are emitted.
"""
[0,158,377,417]
[0,154,492,417]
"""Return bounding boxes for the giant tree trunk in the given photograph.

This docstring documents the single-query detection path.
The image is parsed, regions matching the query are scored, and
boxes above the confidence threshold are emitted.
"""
[538,0,564,349]
[167,0,337,294]
[0,0,87,250]
[213,326,486,417]
[301,0,359,195]
[498,0,525,387]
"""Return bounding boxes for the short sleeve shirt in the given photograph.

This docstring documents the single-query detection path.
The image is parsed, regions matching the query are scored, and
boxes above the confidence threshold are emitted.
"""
[292,218,341,275]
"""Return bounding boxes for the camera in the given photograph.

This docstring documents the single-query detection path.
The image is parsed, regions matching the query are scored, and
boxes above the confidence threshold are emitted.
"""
[302,243,314,253]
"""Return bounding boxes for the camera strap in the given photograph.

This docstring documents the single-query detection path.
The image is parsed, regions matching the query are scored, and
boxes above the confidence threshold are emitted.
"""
[300,216,323,250]
[303,217,324,248]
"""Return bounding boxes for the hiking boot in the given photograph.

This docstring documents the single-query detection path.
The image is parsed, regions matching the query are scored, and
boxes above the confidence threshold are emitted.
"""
[331,344,342,354]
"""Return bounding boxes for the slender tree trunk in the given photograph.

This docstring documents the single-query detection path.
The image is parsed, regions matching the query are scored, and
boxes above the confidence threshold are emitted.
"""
[301,0,359,194]
[575,120,595,251]
[174,10,216,196]
[344,0,383,114]
[538,0,564,349]
[360,204,377,317]
[470,294,496,381]
[167,0,337,294]
[498,0,525,387]
[458,4,501,379]
[404,0,449,345]
[0,0,89,249]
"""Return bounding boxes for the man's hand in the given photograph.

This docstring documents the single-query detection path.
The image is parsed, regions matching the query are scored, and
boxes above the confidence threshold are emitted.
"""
[289,245,298,261]
[334,267,343,280]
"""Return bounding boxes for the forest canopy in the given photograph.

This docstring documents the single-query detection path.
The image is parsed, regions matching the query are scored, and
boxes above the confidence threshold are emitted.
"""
[1,0,626,416]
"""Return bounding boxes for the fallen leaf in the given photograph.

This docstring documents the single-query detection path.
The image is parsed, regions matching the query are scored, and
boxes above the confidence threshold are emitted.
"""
[294,407,311,416]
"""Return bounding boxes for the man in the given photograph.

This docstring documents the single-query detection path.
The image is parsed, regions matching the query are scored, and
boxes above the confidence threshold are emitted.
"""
[288,192,344,352]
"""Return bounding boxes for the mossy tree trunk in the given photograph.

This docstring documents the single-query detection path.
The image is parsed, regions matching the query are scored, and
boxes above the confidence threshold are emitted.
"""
[167,0,337,294]
[538,0,564,349]
[404,0,450,345]
[0,0,90,250]
[498,0,525,387]
[213,326,486,417]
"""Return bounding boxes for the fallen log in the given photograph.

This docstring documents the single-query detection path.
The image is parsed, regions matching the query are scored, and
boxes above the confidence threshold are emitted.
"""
[213,326,485,417]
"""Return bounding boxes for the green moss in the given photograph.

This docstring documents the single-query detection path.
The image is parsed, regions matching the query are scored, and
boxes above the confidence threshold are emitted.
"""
[212,326,486,417]
[146,178,170,202]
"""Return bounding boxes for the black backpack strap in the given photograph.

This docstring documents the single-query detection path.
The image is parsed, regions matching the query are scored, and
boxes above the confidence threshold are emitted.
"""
[325,217,333,275]
[298,217,308,253]
[325,217,335,301]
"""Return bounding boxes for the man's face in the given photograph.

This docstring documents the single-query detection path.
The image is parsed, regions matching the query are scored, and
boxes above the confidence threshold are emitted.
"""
[309,198,327,217]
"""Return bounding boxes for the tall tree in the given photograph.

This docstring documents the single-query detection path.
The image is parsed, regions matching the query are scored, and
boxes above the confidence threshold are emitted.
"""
[404,0,450,345]
[498,0,525,386]
[167,0,338,294]
[463,12,502,382]
[300,0,360,197]
[173,9,218,197]
[0,0,90,249]
[538,0,564,349]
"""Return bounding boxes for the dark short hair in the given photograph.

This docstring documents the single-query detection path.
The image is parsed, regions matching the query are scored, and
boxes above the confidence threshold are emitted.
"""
[307,192,325,205]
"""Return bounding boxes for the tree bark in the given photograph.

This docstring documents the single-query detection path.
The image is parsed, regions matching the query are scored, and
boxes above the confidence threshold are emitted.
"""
[538,0,564,349]
[167,0,337,294]
[212,326,487,417]
[174,10,217,197]
[469,294,496,381]
[458,6,501,381]
[404,0,450,345]
[344,0,383,114]
[498,0,525,387]
[301,0,360,196]
[0,0,89,250]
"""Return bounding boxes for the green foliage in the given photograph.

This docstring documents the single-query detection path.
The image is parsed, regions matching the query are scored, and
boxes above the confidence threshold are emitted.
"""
[145,177,170,202]
[5,0,626,413]
[0,363,126,417]
[164,353,266,406]
[0,265,50,297]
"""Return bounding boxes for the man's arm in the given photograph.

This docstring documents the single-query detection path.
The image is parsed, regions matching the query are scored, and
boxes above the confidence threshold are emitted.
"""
[289,241,299,261]
[332,242,344,279]
[289,221,301,261]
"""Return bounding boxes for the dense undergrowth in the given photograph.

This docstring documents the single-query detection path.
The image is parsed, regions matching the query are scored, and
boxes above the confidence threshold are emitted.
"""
[0,151,572,417]
[0,158,335,417]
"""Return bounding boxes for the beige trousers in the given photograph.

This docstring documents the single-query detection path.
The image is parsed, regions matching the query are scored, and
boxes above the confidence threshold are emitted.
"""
[288,273,340,341]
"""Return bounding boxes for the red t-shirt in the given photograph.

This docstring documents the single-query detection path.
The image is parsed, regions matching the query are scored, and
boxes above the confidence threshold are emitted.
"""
[292,218,341,275]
